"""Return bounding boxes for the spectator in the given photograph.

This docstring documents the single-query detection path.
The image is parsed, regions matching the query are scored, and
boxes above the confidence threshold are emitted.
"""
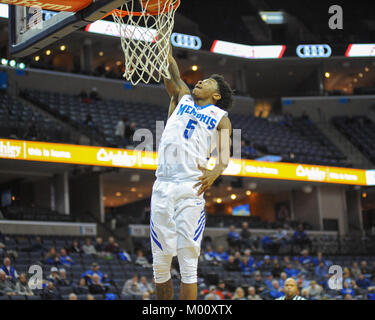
[224,255,241,272]
[315,261,328,284]
[261,235,278,254]
[135,250,151,268]
[292,224,312,252]
[74,278,89,295]
[142,292,151,300]
[0,241,5,255]
[87,294,95,300]
[90,87,101,101]
[69,293,78,300]
[227,225,241,249]
[272,227,288,249]
[115,116,129,140]
[122,274,142,297]
[313,251,326,266]
[232,287,247,300]
[1,257,18,282]
[45,248,60,266]
[269,280,284,299]
[344,294,353,300]
[351,262,362,279]
[301,288,310,300]
[82,238,97,256]
[216,280,232,300]
[203,285,221,300]
[360,260,371,277]
[272,259,283,278]
[214,245,229,263]
[81,263,108,285]
[350,280,362,296]
[250,271,266,295]
[83,113,94,128]
[204,246,216,262]
[125,122,136,146]
[94,237,105,256]
[105,237,119,254]
[243,249,255,266]
[284,262,300,278]
[297,274,310,290]
[258,255,273,273]
[69,240,82,254]
[138,276,154,295]
[29,237,46,253]
[239,256,254,276]
[356,274,373,290]
[47,267,60,285]
[118,248,132,262]
[341,281,355,297]
[241,139,257,159]
[370,261,375,281]
[15,273,33,296]
[88,274,107,295]
[240,222,253,249]
[247,286,262,300]
[41,281,61,300]
[59,248,74,267]
[305,280,323,299]
[264,273,274,290]
[299,249,314,268]
[57,268,71,287]
[279,272,288,289]
[0,270,16,296]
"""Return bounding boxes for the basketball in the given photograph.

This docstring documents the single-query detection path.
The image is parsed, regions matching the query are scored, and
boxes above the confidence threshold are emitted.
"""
[139,0,176,14]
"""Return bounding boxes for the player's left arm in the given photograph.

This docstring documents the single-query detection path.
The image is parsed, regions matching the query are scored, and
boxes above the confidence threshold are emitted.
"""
[194,116,232,196]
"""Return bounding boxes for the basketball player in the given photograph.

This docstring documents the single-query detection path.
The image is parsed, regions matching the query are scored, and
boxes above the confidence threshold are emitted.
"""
[150,41,233,300]
[276,278,306,300]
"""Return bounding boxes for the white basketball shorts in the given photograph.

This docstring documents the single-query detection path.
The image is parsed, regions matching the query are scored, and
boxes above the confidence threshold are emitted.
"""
[150,179,206,258]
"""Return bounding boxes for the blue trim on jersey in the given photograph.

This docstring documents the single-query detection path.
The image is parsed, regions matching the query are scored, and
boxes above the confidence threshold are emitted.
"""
[150,219,154,227]
[195,102,213,110]
[194,221,206,241]
[194,218,206,236]
[151,233,163,251]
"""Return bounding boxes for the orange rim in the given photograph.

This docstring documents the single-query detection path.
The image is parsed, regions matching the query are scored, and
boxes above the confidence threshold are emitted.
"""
[101,0,180,19]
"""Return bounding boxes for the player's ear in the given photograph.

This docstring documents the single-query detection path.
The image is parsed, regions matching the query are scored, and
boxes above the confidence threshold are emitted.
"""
[212,92,221,103]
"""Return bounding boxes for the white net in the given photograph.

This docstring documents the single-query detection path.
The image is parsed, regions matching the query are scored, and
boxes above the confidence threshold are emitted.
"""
[112,0,180,85]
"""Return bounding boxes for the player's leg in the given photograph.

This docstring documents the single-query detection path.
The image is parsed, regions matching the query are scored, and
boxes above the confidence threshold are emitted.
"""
[150,180,178,300]
[174,182,206,300]
[177,247,199,300]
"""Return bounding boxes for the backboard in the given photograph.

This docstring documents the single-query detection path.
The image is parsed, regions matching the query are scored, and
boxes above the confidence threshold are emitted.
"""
[7,0,127,57]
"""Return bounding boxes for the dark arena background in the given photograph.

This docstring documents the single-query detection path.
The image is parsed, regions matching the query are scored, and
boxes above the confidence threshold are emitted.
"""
[0,0,375,303]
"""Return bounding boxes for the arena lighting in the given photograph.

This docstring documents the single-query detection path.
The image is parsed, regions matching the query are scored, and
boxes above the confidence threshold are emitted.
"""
[345,44,375,57]
[362,192,367,198]
[259,11,285,24]
[9,60,16,68]
[227,186,232,191]
[60,45,66,51]
[34,56,40,62]
[46,50,51,56]
[296,44,332,58]
[130,187,136,192]
[230,194,237,200]
[17,62,26,70]
[115,192,121,197]
[365,67,370,72]
[191,65,198,71]
[325,72,330,78]
[1,58,7,65]
[359,73,363,78]
[98,51,104,57]
[216,198,223,204]
[246,190,252,196]
[211,40,286,59]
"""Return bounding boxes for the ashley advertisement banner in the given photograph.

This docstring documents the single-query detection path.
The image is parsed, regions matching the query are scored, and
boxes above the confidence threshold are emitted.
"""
[0,138,372,186]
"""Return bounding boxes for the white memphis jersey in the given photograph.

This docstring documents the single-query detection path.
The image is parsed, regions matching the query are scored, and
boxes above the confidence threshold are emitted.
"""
[276,296,306,300]
[156,95,228,181]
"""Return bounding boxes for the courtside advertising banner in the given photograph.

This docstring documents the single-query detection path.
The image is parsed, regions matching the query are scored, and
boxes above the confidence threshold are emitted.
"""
[0,139,371,186]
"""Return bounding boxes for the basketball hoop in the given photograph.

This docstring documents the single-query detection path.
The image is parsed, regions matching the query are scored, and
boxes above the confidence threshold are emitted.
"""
[110,0,180,85]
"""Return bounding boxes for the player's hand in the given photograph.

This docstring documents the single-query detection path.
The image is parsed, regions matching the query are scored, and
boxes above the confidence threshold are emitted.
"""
[193,164,221,196]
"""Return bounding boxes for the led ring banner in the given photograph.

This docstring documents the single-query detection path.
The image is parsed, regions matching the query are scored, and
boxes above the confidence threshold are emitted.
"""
[0,139,372,186]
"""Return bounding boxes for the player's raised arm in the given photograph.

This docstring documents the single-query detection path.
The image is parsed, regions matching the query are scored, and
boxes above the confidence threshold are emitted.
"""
[161,38,190,117]
[194,116,232,196]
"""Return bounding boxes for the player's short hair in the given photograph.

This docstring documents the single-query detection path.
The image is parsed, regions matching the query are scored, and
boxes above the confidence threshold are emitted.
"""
[210,74,234,111]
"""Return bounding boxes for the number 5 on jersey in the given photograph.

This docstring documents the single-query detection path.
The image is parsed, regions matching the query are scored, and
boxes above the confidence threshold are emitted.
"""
[184,120,198,139]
